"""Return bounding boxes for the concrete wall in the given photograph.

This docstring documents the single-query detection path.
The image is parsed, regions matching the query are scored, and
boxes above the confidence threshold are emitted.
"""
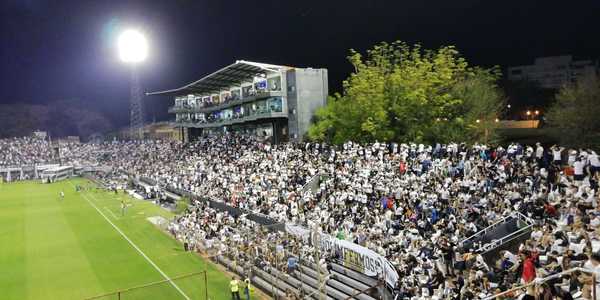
[498,120,540,129]
[286,70,299,139]
[288,68,328,141]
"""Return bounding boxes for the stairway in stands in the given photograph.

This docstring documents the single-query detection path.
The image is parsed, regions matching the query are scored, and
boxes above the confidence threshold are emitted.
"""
[216,255,382,299]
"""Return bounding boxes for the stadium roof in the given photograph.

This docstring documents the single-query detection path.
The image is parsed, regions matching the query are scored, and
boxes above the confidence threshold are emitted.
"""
[146,60,290,97]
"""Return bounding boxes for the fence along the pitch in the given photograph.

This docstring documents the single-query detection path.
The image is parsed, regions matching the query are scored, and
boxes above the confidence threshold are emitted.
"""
[83,271,208,300]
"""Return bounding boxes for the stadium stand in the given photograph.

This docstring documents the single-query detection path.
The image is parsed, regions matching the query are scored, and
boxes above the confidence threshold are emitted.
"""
[2,135,600,299]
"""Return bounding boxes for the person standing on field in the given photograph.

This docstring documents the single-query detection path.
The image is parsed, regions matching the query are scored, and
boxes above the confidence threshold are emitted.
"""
[121,198,127,216]
[230,277,241,300]
[243,277,251,300]
[59,190,65,201]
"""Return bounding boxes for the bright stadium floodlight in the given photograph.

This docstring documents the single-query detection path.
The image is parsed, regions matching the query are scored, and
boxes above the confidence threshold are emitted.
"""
[117,28,148,139]
[118,29,148,63]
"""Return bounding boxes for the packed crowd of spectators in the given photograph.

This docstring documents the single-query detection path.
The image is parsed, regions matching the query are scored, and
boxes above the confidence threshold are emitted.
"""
[0,137,56,167]
[1,135,600,299]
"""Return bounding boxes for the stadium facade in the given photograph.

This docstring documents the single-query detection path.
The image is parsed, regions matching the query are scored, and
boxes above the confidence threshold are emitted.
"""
[148,60,328,143]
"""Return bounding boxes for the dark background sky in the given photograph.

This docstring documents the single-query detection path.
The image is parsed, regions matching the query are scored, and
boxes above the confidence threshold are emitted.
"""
[1,0,599,129]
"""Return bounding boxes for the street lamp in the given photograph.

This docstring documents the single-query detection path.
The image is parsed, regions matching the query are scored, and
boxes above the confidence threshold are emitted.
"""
[475,119,489,143]
[525,110,537,128]
[118,29,148,139]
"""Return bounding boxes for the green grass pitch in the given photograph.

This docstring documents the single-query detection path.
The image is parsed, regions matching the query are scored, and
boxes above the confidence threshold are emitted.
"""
[0,178,232,300]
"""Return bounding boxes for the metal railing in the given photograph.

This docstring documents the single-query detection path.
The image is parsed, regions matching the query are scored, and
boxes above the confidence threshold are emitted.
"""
[461,211,534,253]
[483,267,597,300]
[343,281,382,300]
[83,271,207,300]
[479,224,533,254]
[300,172,324,193]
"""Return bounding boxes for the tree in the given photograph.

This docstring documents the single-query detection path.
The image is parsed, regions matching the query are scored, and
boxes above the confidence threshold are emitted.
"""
[546,73,600,148]
[450,68,506,143]
[0,104,41,138]
[308,41,505,144]
[0,99,113,140]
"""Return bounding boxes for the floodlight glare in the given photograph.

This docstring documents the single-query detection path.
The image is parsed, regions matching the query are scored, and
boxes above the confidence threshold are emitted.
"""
[118,29,148,63]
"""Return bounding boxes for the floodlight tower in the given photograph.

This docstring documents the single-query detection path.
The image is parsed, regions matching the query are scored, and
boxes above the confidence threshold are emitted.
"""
[118,29,148,139]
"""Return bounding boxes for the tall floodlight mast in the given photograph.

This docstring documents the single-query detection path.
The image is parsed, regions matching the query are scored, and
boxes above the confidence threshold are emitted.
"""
[118,29,148,139]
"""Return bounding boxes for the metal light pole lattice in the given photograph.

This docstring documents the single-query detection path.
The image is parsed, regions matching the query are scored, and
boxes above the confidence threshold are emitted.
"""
[118,29,148,139]
[129,67,144,139]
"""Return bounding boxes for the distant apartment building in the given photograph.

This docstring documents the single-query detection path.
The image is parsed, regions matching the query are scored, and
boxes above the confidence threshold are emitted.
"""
[507,55,598,89]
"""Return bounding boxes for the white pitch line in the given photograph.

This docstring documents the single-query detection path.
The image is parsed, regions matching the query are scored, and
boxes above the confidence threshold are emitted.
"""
[104,206,120,220]
[69,181,190,300]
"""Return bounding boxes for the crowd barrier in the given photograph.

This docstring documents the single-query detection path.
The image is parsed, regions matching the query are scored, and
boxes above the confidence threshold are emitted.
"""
[163,186,286,230]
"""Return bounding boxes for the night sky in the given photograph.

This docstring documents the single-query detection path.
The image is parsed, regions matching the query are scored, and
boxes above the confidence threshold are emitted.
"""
[1,0,599,128]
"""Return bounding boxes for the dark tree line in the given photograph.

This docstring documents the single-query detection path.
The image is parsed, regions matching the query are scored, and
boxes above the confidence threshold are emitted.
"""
[0,99,113,140]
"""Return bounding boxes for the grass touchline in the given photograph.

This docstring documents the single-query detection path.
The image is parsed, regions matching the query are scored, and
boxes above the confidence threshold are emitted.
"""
[70,180,191,300]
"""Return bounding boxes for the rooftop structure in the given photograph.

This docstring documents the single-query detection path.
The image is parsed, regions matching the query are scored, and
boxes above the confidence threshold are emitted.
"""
[148,60,328,143]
